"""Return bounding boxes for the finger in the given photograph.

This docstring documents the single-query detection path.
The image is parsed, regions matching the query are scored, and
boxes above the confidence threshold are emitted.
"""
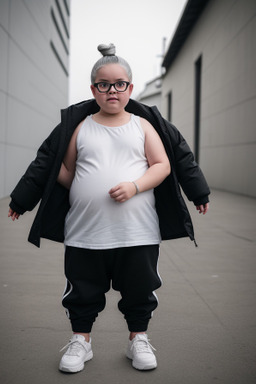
[11,212,19,221]
[116,197,126,203]
[114,192,128,202]
[203,203,209,214]
[114,195,125,202]
[109,191,121,199]
[8,209,13,217]
[109,185,120,194]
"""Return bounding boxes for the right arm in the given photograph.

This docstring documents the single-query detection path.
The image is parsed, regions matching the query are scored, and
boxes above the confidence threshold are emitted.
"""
[8,121,82,221]
[57,121,83,189]
[8,124,63,220]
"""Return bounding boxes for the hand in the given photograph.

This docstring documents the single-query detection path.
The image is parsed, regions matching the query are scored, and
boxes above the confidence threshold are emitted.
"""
[196,203,209,215]
[109,182,137,203]
[8,208,20,221]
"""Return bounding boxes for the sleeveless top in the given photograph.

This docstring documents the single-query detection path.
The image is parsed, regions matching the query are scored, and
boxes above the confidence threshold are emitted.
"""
[64,114,161,249]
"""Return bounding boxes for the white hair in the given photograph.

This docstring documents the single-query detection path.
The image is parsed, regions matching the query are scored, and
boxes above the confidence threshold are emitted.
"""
[91,43,133,84]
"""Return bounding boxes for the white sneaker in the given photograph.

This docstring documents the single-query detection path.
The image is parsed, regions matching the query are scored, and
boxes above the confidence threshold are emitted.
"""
[126,334,157,370]
[59,334,93,373]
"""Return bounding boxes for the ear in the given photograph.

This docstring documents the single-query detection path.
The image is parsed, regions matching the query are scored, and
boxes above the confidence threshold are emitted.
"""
[128,83,134,96]
[90,84,96,97]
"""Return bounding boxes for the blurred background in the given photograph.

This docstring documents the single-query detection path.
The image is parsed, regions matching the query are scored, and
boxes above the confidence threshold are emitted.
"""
[1,0,256,199]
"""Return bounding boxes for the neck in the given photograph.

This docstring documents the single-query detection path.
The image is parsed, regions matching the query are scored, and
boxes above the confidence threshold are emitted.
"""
[93,110,130,127]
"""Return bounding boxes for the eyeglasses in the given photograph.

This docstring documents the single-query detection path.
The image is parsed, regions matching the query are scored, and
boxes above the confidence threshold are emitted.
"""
[93,81,130,93]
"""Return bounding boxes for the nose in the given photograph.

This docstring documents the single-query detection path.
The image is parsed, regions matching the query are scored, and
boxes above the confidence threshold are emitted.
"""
[108,84,116,93]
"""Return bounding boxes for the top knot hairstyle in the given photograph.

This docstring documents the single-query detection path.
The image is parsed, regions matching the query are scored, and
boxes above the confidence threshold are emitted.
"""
[98,43,116,56]
[91,43,133,84]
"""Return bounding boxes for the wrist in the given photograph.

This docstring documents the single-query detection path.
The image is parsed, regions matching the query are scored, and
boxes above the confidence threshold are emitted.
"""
[193,195,209,206]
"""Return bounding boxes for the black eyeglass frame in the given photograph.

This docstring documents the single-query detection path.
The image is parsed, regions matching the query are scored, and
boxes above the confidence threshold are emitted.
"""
[93,81,130,93]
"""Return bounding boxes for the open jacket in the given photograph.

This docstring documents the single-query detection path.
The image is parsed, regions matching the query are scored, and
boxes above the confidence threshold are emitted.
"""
[10,98,210,248]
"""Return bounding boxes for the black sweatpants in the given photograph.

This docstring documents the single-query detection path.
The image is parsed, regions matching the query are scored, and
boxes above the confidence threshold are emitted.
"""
[62,245,161,333]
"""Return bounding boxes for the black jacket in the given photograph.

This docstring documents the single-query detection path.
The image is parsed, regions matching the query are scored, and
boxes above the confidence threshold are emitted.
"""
[10,98,210,248]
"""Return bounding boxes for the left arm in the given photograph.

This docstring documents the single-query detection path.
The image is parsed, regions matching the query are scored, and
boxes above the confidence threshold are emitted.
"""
[109,118,171,203]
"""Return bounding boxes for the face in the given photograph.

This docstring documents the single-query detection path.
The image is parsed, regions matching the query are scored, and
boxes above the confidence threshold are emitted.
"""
[90,63,133,114]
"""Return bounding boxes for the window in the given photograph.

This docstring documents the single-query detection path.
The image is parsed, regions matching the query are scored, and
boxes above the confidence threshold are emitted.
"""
[194,55,202,163]
[167,91,172,122]
[50,1,70,76]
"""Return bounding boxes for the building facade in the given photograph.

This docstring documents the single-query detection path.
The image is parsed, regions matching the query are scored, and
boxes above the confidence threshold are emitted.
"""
[137,77,162,111]
[0,0,70,198]
[161,0,256,197]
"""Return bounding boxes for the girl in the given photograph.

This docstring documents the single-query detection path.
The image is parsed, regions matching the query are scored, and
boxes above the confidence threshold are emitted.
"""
[57,43,171,372]
[8,44,209,373]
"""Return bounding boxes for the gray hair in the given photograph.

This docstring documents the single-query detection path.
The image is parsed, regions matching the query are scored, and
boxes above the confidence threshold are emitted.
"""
[91,43,132,84]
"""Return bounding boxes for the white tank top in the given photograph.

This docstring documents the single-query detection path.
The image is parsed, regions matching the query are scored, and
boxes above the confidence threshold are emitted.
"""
[64,114,161,249]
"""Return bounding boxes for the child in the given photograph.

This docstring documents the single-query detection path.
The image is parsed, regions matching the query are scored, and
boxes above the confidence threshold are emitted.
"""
[8,43,210,373]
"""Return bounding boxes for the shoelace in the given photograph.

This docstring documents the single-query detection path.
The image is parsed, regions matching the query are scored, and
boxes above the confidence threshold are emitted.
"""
[60,339,87,356]
[131,337,156,354]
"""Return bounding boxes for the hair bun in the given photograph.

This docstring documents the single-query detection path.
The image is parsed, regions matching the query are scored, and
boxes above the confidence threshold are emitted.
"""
[97,43,116,56]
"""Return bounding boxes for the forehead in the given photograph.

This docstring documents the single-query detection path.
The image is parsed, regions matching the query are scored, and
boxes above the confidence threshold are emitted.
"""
[95,63,129,81]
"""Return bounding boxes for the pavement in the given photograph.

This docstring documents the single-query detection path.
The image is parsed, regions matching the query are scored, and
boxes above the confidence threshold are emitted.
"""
[0,189,256,384]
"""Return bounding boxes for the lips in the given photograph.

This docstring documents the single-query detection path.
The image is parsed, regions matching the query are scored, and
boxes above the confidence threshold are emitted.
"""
[107,97,118,101]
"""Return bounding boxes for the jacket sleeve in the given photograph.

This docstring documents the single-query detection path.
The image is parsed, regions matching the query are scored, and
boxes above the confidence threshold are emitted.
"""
[9,124,62,214]
[167,122,210,205]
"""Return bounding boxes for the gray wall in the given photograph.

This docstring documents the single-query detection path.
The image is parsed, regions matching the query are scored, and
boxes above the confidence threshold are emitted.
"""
[0,0,70,198]
[139,92,161,110]
[161,0,256,197]
[137,78,162,110]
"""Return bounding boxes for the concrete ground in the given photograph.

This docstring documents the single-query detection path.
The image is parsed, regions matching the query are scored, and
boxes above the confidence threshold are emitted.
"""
[0,189,256,384]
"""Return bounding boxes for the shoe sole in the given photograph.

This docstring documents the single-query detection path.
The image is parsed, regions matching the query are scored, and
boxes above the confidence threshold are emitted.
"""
[126,354,157,371]
[59,351,93,373]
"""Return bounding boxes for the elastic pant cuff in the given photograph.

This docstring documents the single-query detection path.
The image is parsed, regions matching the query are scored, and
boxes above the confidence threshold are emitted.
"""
[71,322,93,334]
[127,322,149,333]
